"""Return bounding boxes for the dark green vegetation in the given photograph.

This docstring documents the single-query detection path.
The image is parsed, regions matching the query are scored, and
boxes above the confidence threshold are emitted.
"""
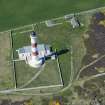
[0,0,105,31]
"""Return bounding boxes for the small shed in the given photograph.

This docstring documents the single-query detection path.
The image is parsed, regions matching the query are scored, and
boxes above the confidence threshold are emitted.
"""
[70,17,80,28]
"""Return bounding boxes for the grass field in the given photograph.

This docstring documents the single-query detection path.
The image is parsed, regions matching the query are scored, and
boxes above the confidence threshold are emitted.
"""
[0,9,94,93]
[12,31,62,88]
[0,4,105,105]
[11,11,88,88]
[14,60,62,88]
[0,32,14,90]
[36,19,87,86]
[0,0,105,31]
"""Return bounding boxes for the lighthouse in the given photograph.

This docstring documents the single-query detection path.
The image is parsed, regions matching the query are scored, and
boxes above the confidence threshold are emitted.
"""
[16,31,53,69]
[28,31,43,68]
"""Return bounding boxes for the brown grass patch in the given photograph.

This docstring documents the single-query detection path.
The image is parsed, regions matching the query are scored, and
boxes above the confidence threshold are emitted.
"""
[0,32,13,89]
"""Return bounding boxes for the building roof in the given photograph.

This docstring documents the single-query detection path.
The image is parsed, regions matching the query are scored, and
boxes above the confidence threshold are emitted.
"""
[18,44,50,54]
[70,17,79,28]
[18,46,31,53]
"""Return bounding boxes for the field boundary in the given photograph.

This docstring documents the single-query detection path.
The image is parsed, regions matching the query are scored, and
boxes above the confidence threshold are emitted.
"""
[11,57,63,91]
[0,84,63,94]
[59,46,74,93]
[19,64,46,88]
[56,53,64,85]
[0,6,105,34]
[9,30,17,88]
[7,28,63,93]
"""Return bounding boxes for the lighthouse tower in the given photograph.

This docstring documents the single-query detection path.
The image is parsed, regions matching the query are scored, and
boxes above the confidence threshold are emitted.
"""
[28,31,43,68]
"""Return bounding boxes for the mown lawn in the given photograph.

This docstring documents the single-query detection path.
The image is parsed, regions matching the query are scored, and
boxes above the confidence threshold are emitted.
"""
[0,0,105,31]
[12,30,61,88]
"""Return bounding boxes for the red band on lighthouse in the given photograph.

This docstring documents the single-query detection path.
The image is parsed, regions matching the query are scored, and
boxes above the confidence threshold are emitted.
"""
[30,32,39,58]
[31,43,37,47]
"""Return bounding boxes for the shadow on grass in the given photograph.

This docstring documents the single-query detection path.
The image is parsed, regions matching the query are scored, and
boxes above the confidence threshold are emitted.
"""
[45,48,70,61]
[56,48,70,56]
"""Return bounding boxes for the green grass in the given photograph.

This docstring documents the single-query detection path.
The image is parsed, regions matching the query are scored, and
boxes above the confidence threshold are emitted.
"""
[12,32,30,59]
[12,25,33,33]
[25,60,61,88]
[0,12,89,90]
[14,60,61,88]
[36,20,86,86]
[0,0,105,31]
[12,31,61,88]
[15,61,39,87]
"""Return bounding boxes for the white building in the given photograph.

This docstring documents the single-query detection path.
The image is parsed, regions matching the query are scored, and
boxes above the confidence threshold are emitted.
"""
[16,31,54,68]
[16,44,51,61]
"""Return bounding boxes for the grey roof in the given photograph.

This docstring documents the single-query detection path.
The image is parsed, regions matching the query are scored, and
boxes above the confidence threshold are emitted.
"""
[18,46,31,53]
[18,44,50,54]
